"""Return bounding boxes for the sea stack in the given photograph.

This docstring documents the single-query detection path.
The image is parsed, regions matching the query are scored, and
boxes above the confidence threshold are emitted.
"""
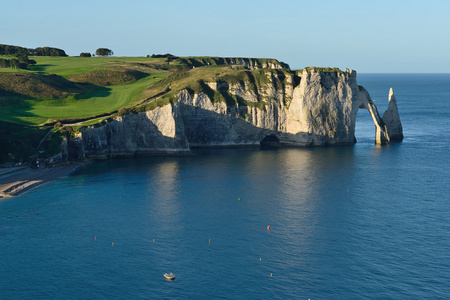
[382,88,404,141]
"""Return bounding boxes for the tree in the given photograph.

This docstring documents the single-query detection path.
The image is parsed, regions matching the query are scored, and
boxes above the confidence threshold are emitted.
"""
[0,58,10,68]
[0,44,28,56]
[17,54,36,66]
[9,58,21,69]
[80,52,91,57]
[32,47,67,56]
[95,48,114,57]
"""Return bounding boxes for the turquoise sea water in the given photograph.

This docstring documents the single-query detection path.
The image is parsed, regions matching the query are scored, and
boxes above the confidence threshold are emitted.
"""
[1,74,450,299]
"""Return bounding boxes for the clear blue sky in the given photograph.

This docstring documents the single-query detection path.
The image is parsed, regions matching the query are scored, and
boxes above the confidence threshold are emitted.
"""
[2,0,449,72]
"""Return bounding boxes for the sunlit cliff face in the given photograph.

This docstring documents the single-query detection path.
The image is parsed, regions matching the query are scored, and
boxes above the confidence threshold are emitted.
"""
[65,69,401,161]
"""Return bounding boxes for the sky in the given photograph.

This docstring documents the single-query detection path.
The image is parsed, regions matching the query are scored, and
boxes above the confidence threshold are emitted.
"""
[2,0,450,72]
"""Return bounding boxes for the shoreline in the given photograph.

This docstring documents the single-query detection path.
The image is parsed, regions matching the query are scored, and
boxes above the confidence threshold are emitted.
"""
[0,164,84,199]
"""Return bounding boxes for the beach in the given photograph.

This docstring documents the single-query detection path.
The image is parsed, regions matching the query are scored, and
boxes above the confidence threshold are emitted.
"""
[0,165,79,198]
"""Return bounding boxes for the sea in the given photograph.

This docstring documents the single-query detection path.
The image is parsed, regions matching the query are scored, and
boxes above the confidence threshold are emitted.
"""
[1,74,449,299]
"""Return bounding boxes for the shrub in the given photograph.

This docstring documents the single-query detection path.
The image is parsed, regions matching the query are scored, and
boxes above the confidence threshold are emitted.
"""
[117,107,130,116]
[95,48,114,57]
[150,53,178,59]
[0,58,10,68]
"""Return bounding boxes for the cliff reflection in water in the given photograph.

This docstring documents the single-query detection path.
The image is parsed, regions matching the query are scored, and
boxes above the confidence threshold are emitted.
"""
[146,160,181,227]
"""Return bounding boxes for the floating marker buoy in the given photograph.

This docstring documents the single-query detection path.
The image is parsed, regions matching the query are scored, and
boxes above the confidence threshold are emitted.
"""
[209,239,211,242]
[94,236,96,240]
[112,242,114,246]
[267,225,271,230]
[153,239,155,242]
[270,273,272,277]
[260,258,262,261]
[238,198,240,201]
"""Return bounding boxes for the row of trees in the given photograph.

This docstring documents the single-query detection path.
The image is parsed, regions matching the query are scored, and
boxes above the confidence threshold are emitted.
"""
[0,55,36,69]
[0,44,67,56]
[149,53,178,59]
[0,44,28,56]
[79,48,114,57]
[1,44,117,58]
[30,47,67,56]
[0,58,21,69]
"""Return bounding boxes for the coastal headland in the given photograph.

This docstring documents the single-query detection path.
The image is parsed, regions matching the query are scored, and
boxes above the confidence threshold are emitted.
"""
[1,45,402,171]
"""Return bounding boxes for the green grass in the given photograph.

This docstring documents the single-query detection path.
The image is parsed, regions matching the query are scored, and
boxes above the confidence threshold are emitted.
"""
[0,56,175,125]
[81,116,110,126]
[1,56,166,75]
[26,56,164,77]
[0,55,297,126]
[0,72,169,125]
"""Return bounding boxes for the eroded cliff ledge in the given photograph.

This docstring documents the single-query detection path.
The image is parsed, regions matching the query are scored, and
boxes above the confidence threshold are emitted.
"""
[66,64,402,160]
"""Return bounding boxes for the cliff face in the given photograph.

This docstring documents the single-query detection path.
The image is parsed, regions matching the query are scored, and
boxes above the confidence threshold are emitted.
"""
[66,68,401,160]
[70,105,189,160]
[178,69,358,146]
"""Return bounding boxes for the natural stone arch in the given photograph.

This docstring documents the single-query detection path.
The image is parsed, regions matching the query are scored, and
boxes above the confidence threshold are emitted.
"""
[357,86,390,145]
[354,86,403,145]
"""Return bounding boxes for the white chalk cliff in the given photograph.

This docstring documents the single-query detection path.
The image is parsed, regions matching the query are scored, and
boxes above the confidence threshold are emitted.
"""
[382,88,404,141]
[66,67,402,160]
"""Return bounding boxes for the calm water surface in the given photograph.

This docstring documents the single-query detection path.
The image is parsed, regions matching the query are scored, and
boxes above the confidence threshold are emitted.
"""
[1,74,450,299]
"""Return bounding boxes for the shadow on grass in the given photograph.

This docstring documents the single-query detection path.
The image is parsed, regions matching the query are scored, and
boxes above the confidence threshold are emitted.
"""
[132,70,151,81]
[0,90,37,126]
[28,64,55,74]
[74,85,111,100]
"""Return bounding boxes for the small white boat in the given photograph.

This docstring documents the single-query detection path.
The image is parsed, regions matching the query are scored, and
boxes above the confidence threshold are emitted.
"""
[164,273,175,280]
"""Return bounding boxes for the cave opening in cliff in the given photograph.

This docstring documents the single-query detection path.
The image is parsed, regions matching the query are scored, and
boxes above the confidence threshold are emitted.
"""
[260,134,280,148]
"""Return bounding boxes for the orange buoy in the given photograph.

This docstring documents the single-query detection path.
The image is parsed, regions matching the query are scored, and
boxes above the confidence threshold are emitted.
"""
[267,225,271,230]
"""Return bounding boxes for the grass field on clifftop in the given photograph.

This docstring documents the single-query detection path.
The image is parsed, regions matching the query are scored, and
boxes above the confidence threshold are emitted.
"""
[1,73,169,125]
[0,56,170,125]
[0,55,289,126]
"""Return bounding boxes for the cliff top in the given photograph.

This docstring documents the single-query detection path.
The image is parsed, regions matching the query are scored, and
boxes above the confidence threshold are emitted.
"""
[0,53,351,164]
[0,54,346,127]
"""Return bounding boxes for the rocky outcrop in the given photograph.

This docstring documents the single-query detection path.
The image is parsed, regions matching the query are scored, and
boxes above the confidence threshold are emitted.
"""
[382,88,403,141]
[180,57,290,70]
[284,69,360,145]
[65,68,402,160]
[72,105,189,159]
